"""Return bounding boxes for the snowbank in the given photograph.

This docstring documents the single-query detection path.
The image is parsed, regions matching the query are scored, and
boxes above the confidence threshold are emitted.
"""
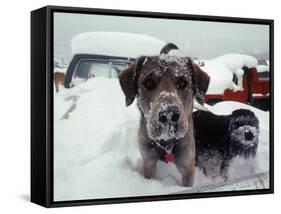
[197,54,258,94]
[54,77,269,201]
[213,53,258,71]
[201,61,241,94]
[54,67,67,74]
[71,32,166,58]
[54,78,186,200]
[256,65,269,73]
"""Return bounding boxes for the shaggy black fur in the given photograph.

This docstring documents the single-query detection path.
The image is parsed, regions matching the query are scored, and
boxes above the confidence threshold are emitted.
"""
[193,109,259,180]
[160,43,179,55]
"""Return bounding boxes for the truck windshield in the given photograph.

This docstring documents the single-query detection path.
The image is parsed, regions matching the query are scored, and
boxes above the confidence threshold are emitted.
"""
[76,60,129,80]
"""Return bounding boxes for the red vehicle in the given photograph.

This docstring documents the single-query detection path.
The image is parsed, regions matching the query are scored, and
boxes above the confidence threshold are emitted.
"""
[205,66,270,110]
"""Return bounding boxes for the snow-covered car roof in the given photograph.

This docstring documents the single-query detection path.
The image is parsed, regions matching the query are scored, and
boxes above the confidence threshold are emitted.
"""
[195,54,259,94]
[201,61,234,94]
[256,65,269,73]
[71,32,166,58]
[213,53,258,71]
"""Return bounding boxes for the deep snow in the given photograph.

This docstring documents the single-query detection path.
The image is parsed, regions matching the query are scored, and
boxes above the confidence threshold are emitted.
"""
[54,77,269,201]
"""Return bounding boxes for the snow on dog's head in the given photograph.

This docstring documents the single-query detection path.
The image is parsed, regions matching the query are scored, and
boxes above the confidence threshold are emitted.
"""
[119,55,210,142]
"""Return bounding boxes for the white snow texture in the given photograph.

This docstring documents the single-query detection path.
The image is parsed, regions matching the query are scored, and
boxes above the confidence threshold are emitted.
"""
[71,32,165,58]
[195,54,259,94]
[54,77,269,201]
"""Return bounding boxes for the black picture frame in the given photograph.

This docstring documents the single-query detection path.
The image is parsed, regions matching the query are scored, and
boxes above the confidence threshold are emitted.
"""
[31,5,274,208]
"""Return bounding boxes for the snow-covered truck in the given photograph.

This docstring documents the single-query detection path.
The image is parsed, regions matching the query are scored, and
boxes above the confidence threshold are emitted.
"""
[201,54,270,110]
[63,33,270,110]
[64,32,166,88]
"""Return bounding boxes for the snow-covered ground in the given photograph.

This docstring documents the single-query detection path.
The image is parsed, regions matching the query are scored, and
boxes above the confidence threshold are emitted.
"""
[54,77,269,201]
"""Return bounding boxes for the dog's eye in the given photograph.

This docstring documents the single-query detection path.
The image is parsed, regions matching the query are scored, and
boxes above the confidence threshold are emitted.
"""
[143,78,156,90]
[176,77,188,89]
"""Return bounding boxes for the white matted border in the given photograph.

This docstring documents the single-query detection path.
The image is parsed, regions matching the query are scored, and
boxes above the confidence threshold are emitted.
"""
[0,0,280,213]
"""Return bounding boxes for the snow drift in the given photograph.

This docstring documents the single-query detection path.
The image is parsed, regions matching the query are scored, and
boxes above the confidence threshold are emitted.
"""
[54,77,269,201]
[202,61,241,94]
[197,54,259,94]
[213,53,258,71]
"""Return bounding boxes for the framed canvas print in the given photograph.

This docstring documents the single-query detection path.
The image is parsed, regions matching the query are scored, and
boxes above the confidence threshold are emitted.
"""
[31,5,274,207]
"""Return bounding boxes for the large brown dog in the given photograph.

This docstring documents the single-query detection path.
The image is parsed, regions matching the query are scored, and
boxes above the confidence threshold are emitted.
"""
[119,55,210,186]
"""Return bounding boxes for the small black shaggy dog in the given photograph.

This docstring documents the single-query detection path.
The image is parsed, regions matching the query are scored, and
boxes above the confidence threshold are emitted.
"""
[193,109,259,180]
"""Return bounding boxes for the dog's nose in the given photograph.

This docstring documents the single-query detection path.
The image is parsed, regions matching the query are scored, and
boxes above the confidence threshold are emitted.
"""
[158,106,180,124]
[245,131,254,140]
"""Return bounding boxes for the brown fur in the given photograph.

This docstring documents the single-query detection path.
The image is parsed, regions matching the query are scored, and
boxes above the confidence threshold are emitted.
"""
[53,72,65,93]
[119,56,210,186]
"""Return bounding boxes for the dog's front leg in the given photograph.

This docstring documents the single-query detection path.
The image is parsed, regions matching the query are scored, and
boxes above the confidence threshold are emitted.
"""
[174,133,196,187]
[175,157,196,187]
[220,158,231,181]
[143,159,157,179]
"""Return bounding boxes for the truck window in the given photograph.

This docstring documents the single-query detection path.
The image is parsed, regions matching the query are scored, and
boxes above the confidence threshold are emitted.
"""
[76,60,128,80]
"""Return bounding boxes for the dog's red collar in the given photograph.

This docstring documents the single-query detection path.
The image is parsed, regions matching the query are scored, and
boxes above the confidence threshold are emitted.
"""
[165,153,174,162]
[152,140,176,163]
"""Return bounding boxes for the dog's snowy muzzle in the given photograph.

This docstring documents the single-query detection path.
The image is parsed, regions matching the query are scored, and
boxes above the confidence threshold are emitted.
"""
[230,125,259,147]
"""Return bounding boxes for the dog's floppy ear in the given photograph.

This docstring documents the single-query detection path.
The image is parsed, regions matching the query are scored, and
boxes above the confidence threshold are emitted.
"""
[191,62,210,105]
[118,56,146,106]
